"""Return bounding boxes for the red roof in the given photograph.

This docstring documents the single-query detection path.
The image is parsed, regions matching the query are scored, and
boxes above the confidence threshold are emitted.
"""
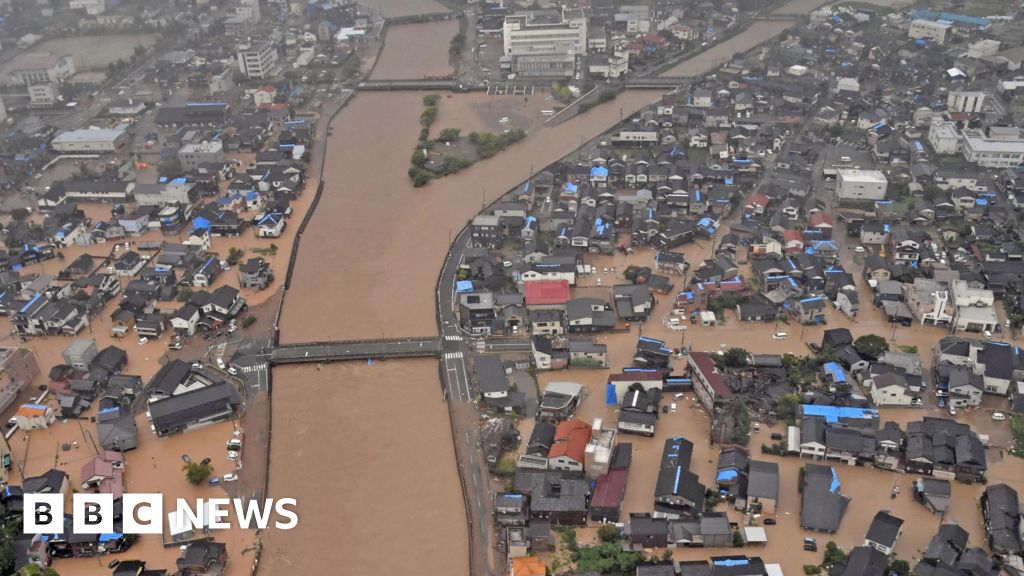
[809,212,834,227]
[591,468,628,509]
[689,352,732,399]
[783,229,804,243]
[548,419,592,463]
[524,280,571,306]
[746,193,770,209]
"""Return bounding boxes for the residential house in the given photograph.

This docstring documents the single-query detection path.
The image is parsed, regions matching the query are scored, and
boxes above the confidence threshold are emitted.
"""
[548,420,592,472]
[800,464,850,533]
[981,484,1021,555]
[864,512,904,556]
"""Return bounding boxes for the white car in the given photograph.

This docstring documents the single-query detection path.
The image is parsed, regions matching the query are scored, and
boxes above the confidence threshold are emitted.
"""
[216,358,226,370]
[227,366,239,376]
[854,246,866,253]
[949,405,958,416]
[223,473,238,482]
[228,325,237,334]
[138,337,148,345]
[992,412,1007,421]
[227,450,239,461]
[772,332,788,340]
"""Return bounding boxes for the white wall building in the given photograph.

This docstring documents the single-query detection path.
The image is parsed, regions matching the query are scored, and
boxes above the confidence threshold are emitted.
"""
[836,169,888,201]
[961,127,1024,168]
[503,9,587,57]
[9,53,75,85]
[928,120,960,155]
[237,41,279,79]
[947,90,987,113]
[908,19,952,44]
[51,128,129,153]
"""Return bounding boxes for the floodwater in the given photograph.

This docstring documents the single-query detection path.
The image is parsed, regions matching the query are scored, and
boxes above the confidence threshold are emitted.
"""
[772,0,914,15]
[372,20,460,80]
[660,21,796,78]
[279,89,661,343]
[258,359,469,576]
[0,34,158,81]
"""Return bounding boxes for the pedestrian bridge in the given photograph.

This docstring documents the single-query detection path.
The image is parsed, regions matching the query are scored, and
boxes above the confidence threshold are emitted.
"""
[270,337,443,364]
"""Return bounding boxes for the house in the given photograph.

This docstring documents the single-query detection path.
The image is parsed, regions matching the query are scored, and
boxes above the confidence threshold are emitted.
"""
[148,381,241,437]
[569,340,607,367]
[613,284,654,321]
[654,436,704,519]
[171,304,201,336]
[255,212,286,238]
[530,310,563,336]
[913,478,951,514]
[628,513,669,550]
[238,258,273,290]
[833,546,888,576]
[800,464,849,532]
[79,451,124,499]
[548,419,591,472]
[15,403,55,430]
[96,397,139,452]
[62,338,98,370]
[475,355,510,403]
[864,512,904,555]
[176,540,228,576]
[689,352,731,412]
[519,422,556,469]
[867,372,920,407]
[511,556,546,576]
[921,524,969,571]
[618,385,662,436]
[745,461,779,515]
[566,298,617,332]
[513,470,590,525]
[23,469,69,495]
[524,280,571,310]
[668,514,733,548]
[835,288,859,318]
[539,381,583,422]
[532,335,568,371]
[981,484,1021,555]
[789,296,827,325]
[945,366,983,409]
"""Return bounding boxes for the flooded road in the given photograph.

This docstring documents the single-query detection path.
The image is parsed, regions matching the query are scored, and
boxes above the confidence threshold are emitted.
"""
[372,20,460,80]
[259,360,468,576]
[279,89,660,343]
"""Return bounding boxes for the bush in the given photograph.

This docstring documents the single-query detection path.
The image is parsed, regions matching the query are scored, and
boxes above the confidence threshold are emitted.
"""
[177,288,194,302]
[242,316,257,328]
[438,128,461,143]
[227,247,245,266]
[422,94,440,107]
[183,462,213,485]
[803,565,822,575]
[597,524,621,542]
[420,106,438,128]
[409,167,433,187]
[494,456,517,477]
[411,149,428,167]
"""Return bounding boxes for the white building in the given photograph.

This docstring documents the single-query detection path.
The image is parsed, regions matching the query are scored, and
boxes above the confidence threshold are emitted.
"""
[178,141,224,171]
[961,127,1024,168]
[927,120,960,155]
[836,77,860,94]
[836,169,888,202]
[951,279,998,333]
[947,90,987,113]
[8,52,75,85]
[237,41,280,79]
[589,51,629,79]
[503,9,587,56]
[69,0,107,15]
[908,19,952,44]
[967,39,1001,59]
[51,127,129,153]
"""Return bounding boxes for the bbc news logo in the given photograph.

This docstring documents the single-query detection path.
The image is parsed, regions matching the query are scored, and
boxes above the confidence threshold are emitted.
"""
[23,494,298,534]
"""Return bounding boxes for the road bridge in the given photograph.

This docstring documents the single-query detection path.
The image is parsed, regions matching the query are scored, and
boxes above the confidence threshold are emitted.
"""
[357,80,478,91]
[270,337,442,364]
[624,77,688,88]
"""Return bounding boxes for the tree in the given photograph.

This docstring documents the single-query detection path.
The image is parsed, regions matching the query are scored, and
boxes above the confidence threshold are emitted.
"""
[597,524,621,542]
[420,106,438,128]
[422,94,440,107]
[18,566,60,576]
[718,348,750,369]
[775,393,801,424]
[242,316,257,328]
[411,149,428,167]
[177,287,194,302]
[853,334,889,360]
[183,462,213,485]
[888,560,910,576]
[227,247,245,266]
[10,208,29,221]
[157,157,182,178]
[438,128,461,143]
[729,398,751,445]
[823,541,847,568]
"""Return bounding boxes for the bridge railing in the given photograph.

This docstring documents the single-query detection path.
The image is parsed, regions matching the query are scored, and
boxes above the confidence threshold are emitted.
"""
[274,336,441,349]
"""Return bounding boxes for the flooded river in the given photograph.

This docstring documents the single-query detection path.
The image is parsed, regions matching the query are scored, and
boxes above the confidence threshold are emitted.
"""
[372,20,460,80]
[363,0,448,18]
[660,21,797,78]
[279,89,660,343]
[259,359,468,576]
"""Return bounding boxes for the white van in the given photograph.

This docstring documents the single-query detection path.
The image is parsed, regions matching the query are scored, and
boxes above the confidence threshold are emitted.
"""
[216,358,226,370]
[670,403,678,413]
[673,393,684,400]
[772,332,788,340]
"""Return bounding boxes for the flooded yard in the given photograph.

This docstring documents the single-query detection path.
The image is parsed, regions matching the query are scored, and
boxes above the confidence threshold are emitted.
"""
[0,34,158,82]
[279,89,660,343]
[372,20,460,80]
[259,359,469,576]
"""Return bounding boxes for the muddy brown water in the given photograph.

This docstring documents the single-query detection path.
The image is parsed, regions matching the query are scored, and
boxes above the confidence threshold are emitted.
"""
[660,21,797,78]
[258,360,469,576]
[362,0,448,18]
[372,20,460,80]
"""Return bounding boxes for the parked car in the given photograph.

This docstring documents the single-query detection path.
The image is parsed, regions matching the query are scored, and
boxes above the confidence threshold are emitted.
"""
[223,473,238,482]
[992,412,1006,421]
[803,538,818,552]
[771,432,783,441]
[764,518,776,525]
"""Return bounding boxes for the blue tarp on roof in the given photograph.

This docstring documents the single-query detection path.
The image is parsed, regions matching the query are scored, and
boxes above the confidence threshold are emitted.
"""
[911,9,989,27]
[455,281,474,293]
[824,362,846,383]
[830,467,840,493]
[98,533,123,542]
[590,166,609,178]
[801,404,878,423]
[564,182,578,193]
[717,469,738,482]
[714,559,750,567]
[606,383,618,405]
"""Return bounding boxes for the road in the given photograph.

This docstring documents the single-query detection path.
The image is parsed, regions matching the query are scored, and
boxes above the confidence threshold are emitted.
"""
[270,337,442,363]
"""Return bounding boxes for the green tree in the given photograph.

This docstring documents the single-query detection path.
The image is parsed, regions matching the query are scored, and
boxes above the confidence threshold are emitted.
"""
[177,287,194,302]
[853,334,889,360]
[422,94,440,107]
[420,106,438,128]
[823,541,847,568]
[803,566,822,575]
[242,316,257,328]
[227,247,245,266]
[888,560,910,576]
[775,393,801,424]
[18,565,60,576]
[0,517,20,572]
[438,128,461,143]
[411,149,428,167]
[729,398,751,445]
[10,208,30,221]
[597,524,621,542]
[157,157,183,178]
[183,462,213,485]
[718,348,750,368]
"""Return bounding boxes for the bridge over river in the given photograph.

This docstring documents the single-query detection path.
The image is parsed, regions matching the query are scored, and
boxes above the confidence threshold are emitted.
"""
[269,337,443,364]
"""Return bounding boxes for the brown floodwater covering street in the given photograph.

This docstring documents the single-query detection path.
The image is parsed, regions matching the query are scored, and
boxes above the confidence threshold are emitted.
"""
[660,21,797,78]
[372,20,460,80]
[258,359,468,576]
[279,89,661,343]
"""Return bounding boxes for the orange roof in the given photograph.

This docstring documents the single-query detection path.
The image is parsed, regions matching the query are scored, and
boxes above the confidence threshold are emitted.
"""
[809,212,834,227]
[524,280,571,306]
[511,556,546,576]
[16,404,48,418]
[548,419,592,463]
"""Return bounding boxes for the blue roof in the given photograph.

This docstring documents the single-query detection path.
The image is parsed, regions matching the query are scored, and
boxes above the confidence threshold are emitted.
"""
[455,281,474,293]
[824,362,846,383]
[590,166,609,178]
[801,404,878,423]
[606,382,618,405]
[564,182,578,193]
[830,467,840,493]
[911,9,989,27]
[714,559,750,567]
[717,469,738,482]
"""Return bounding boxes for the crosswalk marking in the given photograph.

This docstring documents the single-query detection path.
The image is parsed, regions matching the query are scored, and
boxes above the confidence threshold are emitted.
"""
[444,352,463,360]
[241,365,266,374]
[444,335,462,341]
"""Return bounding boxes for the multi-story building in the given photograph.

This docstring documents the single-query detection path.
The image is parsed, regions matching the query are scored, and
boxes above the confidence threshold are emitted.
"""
[0,347,40,417]
[836,169,888,202]
[962,127,1024,168]
[948,90,987,114]
[237,41,279,79]
[9,53,75,85]
[503,9,587,78]
[908,19,952,44]
[928,120,960,155]
[178,141,225,172]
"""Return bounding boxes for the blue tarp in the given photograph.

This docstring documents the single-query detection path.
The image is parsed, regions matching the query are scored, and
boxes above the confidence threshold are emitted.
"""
[824,362,846,383]
[801,404,878,423]
[98,533,123,542]
[830,468,840,493]
[455,281,474,293]
[606,383,618,405]
[590,166,609,178]
[192,216,211,230]
[714,559,750,567]
[717,469,738,482]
